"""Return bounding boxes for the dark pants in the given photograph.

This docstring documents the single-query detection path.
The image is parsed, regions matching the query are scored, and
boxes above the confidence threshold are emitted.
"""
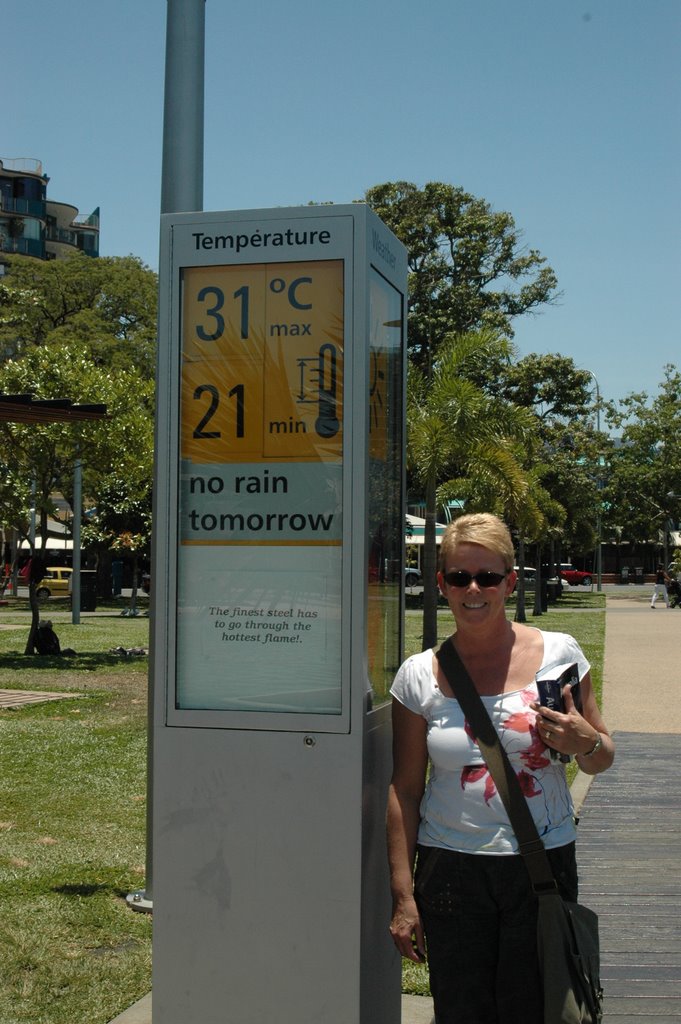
[414,842,578,1024]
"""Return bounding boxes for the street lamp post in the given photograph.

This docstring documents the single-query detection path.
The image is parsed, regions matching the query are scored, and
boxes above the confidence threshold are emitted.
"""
[666,492,681,567]
[126,0,206,917]
[587,371,603,592]
[641,494,671,569]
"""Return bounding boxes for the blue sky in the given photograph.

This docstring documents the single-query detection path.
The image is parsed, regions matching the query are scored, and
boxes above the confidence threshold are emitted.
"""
[4,0,679,405]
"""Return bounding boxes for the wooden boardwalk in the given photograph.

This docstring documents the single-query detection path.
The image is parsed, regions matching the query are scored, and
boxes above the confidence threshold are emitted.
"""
[0,688,76,708]
[577,732,681,1022]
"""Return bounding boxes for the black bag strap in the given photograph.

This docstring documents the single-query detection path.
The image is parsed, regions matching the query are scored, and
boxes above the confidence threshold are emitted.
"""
[436,638,559,895]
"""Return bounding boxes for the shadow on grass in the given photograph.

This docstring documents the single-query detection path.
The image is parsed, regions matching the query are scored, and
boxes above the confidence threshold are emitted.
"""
[547,591,605,609]
[0,651,148,674]
[52,882,144,904]
[53,881,116,898]
[53,884,141,906]
[52,869,145,902]
[3,597,149,613]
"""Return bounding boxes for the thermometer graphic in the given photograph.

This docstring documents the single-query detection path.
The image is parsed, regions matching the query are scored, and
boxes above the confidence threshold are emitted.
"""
[314,343,339,438]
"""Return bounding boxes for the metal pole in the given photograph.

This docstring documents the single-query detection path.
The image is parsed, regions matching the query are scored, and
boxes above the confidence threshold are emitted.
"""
[160,0,205,215]
[587,371,603,592]
[71,458,82,624]
[29,478,36,549]
[663,493,681,569]
[128,0,206,915]
[663,525,669,570]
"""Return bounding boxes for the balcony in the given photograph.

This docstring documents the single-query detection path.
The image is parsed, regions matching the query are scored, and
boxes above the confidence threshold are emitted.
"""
[0,237,44,258]
[0,195,45,219]
[0,157,44,175]
[46,225,78,247]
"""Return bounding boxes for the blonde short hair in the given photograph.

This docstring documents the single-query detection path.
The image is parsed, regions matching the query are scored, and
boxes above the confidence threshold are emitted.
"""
[439,513,515,572]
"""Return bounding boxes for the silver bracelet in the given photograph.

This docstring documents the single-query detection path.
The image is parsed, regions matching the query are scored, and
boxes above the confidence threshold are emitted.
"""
[582,732,602,757]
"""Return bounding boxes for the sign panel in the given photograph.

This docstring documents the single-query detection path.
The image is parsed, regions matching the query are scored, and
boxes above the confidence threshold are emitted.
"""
[181,260,343,464]
[176,258,345,715]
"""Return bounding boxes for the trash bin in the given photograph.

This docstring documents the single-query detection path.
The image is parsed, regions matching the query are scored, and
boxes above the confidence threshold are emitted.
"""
[546,580,562,603]
[79,570,97,612]
[634,566,644,584]
[620,566,629,584]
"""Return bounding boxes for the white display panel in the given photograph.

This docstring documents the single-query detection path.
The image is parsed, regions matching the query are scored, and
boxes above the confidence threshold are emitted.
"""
[176,547,342,713]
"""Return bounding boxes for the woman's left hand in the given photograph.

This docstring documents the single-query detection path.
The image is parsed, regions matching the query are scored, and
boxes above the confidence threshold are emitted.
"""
[531,684,601,759]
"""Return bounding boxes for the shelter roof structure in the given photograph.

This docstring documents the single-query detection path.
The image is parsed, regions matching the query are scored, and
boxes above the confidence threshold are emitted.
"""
[405,513,447,546]
[0,393,107,424]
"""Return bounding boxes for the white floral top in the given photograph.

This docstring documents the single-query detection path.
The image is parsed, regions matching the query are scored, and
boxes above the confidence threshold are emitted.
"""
[390,630,590,855]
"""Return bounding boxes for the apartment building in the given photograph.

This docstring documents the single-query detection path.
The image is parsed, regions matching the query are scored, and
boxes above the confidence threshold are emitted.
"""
[0,157,99,262]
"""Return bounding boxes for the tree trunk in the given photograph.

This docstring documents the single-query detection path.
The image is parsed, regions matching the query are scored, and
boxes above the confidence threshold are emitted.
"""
[533,543,543,617]
[24,581,41,654]
[514,536,527,624]
[129,553,139,615]
[421,475,440,651]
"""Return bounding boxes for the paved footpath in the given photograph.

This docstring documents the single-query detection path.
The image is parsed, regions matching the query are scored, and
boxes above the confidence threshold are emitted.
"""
[577,596,681,1023]
[110,594,680,1024]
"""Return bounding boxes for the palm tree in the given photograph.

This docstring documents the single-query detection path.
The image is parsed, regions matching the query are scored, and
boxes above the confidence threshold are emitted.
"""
[407,331,539,649]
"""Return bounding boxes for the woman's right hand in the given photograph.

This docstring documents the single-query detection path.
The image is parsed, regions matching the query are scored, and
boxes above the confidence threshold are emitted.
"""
[389,895,426,963]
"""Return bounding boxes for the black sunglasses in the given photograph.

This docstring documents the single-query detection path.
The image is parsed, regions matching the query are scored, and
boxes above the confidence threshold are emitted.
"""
[443,570,509,588]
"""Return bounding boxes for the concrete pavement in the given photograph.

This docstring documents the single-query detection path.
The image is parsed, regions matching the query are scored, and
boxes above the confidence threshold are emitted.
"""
[601,594,680,733]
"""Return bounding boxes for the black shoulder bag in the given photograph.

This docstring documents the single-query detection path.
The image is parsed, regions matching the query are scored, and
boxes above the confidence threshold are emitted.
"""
[436,638,603,1024]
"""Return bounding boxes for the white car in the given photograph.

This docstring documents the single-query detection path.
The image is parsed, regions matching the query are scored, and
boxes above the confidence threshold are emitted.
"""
[512,567,536,590]
[512,568,568,593]
[404,568,423,588]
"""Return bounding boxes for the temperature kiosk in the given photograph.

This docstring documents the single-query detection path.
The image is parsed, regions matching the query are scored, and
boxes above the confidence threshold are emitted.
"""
[152,205,407,1023]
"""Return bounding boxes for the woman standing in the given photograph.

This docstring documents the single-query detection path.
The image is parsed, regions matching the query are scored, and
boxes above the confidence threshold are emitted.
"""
[387,513,614,1024]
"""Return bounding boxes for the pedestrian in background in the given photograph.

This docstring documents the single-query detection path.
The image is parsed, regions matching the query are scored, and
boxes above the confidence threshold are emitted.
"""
[651,564,671,608]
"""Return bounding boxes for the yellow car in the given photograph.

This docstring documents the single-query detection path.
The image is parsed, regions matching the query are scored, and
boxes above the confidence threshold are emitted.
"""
[36,567,73,599]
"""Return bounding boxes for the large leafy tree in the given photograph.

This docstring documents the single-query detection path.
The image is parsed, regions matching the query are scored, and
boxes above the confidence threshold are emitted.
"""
[364,181,558,377]
[499,353,605,562]
[497,353,593,420]
[0,252,158,377]
[81,476,152,615]
[445,349,603,610]
[407,331,538,648]
[536,423,602,557]
[604,364,681,557]
[0,251,157,629]
[0,343,154,593]
[0,343,153,651]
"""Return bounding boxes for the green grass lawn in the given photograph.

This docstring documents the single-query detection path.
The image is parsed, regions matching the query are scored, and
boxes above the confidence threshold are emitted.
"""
[0,609,151,1024]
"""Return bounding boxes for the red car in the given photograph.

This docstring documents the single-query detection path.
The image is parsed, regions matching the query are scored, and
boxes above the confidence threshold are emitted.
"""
[559,565,593,587]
